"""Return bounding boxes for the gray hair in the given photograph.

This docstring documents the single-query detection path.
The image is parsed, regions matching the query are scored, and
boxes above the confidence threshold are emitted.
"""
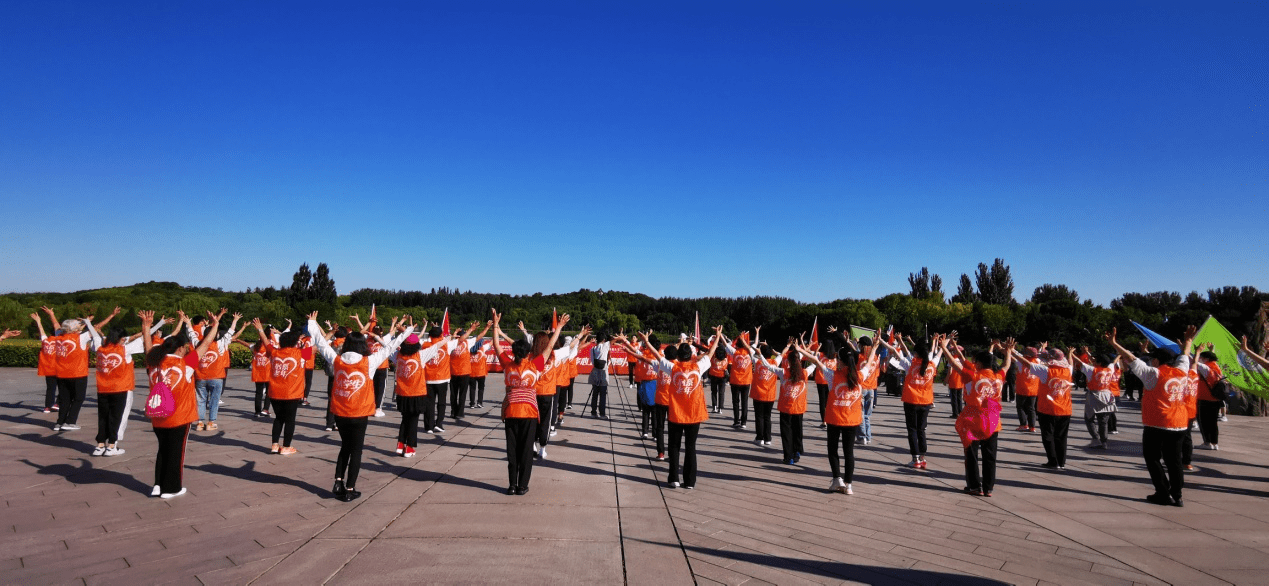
[61,319,83,333]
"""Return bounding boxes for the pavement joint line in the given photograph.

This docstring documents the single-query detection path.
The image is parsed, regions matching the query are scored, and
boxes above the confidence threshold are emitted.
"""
[604,379,630,585]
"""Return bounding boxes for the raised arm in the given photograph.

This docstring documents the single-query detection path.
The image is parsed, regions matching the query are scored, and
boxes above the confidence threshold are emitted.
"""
[1241,336,1269,369]
[94,306,122,331]
[939,336,969,377]
[793,340,829,375]
[194,313,221,355]
[1104,328,1137,364]
[139,311,156,354]
[41,306,59,330]
[307,312,339,364]
[30,313,47,339]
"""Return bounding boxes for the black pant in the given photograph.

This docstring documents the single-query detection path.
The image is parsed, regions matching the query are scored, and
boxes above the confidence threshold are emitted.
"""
[590,384,608,417]
[95,392,128,444]
[562,380,574,406]
[1109,411,1118,433]
[639,397,652,435]
[397,395,424,448]
[1016,395,1038,428]
[903,403,931,457]
[152,424,189,494]
[270,398,300,446]
[303,369,314,400]
[536,395,555,446]
[55,377,87,425]
[333,415,368,488]
[325,376,337,428]
[505,417,537,489]
[255,382,271,414]
[668,422,700,487]
[778,412,803,461]
[949,388,964,417]
[422,393,436,432]
[1143,426,1185,501]
[753,400,774,442]
[1198,400,1221,445]
[1037,413,1070,466]
[730,384,750,425]
[709,376,726,409]
[1182,419,1194,466]
[1086,412,1109,444]
[816,383,829,420]
[45,375,59,409]
[373,368,388,409]
[965,432,999,492]
[429,383,449,427]
[1001,377,1016,402]
[653,404,668,454]
[450,375,469,418]
[827,424,858,481]
[470,376,486,406]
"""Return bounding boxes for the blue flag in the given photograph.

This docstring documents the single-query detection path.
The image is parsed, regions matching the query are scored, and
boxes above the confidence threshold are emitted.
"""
[1131,321,1181,354]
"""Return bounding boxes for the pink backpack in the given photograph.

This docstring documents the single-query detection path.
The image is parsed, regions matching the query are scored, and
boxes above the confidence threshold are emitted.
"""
[955,399,1002,449]
[145,378,175,419]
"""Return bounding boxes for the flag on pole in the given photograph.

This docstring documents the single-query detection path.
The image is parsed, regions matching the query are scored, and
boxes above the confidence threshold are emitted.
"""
[441,308,450,337]
[810,317,819,345]
[1131,321,1181,353]
[1194,316,1269,399]
[850,325,877,341]
[694,311,701,342]
[552,308,558,330]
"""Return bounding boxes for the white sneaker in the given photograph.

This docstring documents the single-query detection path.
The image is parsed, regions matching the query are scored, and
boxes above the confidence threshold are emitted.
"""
[61,424,80,430]
[151,485,161,497]
[828,477,844,492]
[219,400,225,405]
[740,425,748,430]
[641,433,650,439]
[160,488,187,499]
[863,438,872,445]
[764,441,773,446]
[92,446,106,456]
[755,439,764,446]
[1199,442,1213,450]
[534,442,541,452]
[433,427,445,434]
[1213,444,1220,451]
[549,430,558,437]
[375,409,386,418]
[538,447,548,460]
[1191,421,1199,430]
[53,423,61,431]
[670,481,680,488]
[1219,415,1228,422]
[104,447,125,456]
[845,483,853,495]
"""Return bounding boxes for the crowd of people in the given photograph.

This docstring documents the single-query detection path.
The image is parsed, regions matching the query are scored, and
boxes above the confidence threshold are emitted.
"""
[25,305,1263,508]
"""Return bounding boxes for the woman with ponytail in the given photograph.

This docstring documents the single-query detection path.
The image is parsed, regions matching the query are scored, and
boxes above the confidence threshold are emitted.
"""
[798,338,878,494]
[879,333,946,469]
[141,310,218,499]
[755,338,815,465]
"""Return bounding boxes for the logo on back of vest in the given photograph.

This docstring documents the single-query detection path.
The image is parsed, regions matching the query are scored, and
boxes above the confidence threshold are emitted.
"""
[335,371,367,398]
[273,357,298,378]
[99,353,123,373]
[672,371,700,394]
[1164,378,1185,404]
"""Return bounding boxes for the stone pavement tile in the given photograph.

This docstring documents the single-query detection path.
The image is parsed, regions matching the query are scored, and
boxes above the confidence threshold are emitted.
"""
[368,475,435,503]
[319,501,411,538]
[906,558,1038,586]
[1098,546,1231,586]
[1146,546,1269,570]
[379,503,619,541]
[1166,513,1269,531]
[999,560,1135,586]
[1099,527,1233,548]
[85,555,234,585]
[1089,562,1169,585]
[195,553,289,586]
[620,506,694,586]
[687,558,758,586]
[1060,511,1185,531]
[4,556,128,585]
[616,478,669,508]
[327,538,624,585]
[251,537,369,584]
[422,476,618,506]
[1012,511,1133,547]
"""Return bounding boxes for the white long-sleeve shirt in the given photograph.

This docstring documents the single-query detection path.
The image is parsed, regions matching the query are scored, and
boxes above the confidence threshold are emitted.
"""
[312,320,414,372]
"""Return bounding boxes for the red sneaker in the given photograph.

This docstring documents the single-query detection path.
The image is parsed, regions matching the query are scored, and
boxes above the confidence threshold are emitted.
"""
[917,460,927,469]
[1014,425,1029,431]
[404,446,416,458]
[1030,427,1040,433]
[396,442,404,455]
[52,405,60,411]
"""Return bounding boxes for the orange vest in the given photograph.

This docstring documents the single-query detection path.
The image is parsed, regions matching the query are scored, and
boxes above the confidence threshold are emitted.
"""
[729,350,754,385]
[964,369,1003,433]
[450,338,472,376]
[860,354,880,390]
[825,368,863,427]
[195,343,228,380]
[330,356,375,417]
[634,347,657,382]
[369,339,389,371]
[394,353,427,397]
[1088,366,1117,393]
[471,345,490,377]
[1197,362,1223,402]
[502,358,541,419]
[251,345,272,382]
[814,357,837,385]
[38,338,58,376]
[655,365,672,405]
[54,333,89,378]
[1184,369,1199,418]
[1142,365,1189,429]
[423,339,451,382]
[95,345,135,393]
[568,356,579,380]
[777,372,809,414]
[1015,362,1040,396]
[1038,364,1073,416]
[667,361,708,424]
[709,357,728,378]
[269,347,306,400]
[300,337,315,369]
[750,361,779,402]
[902,358,936,405]
[149,355,198,428]
[535,353,560,396]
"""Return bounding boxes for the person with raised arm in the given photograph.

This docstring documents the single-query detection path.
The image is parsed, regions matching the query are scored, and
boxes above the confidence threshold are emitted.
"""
[1008,342,1075,469]
[655,326,722,489]
[1194,342,1224,450]
[447,320,489,422]
[45,305,120,431]
[1107,325,1195,506]
[141,309,219,499]
[1012,346,1042,432]
[943,338,1014,497]
[796,336,876,494]
[236,322,276,417]
[616,332,664,456]
[521,315,580,459]
[707,344,729,414]
[30,309,62,414]
[755,338,814,465]
[248,318,305,455]
[390,318,446,458]
[469,324,494,410]
[1069,348,1118,449]
[421,321,459,433]
[309,311,412,502]
[812,339,837,430]
[191,309,241,432]
[1240,335,1269,369]
[852,330,882,445]
[492,309,559,494]
[878,332,945,469]
[741,334,780,449]
[85,313,166,456]
[721,328,757,430]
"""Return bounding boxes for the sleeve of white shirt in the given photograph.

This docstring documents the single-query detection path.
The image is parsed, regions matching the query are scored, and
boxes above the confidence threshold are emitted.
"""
[367,326,414,371]
[310,320,339,364]
[723,341,736,356]
[695,355,711,374]
[1196,362,1211,378]
[1080,363,1095,379]
[1125,358,1159,389]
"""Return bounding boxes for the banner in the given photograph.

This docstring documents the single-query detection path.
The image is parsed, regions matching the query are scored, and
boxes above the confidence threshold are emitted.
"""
[1193,316,1269,399]
[850,325,877,341]
[1130,320,1180,354]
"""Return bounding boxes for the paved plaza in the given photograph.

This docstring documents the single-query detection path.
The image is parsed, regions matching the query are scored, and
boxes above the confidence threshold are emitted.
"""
[2,367,1269,585]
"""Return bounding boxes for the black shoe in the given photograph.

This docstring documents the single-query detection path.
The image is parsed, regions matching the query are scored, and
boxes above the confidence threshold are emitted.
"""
[516,486,529,495]
[963,486,982,495]
[1145,493,1171,506]
[332,479,347,497]
[506,486,518,495]
[1170,497,1184,507]
[340,489,362,502]
[1040,461,1058,469]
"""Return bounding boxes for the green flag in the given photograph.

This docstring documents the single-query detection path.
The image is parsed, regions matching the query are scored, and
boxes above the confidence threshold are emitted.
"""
[1193,316,1269,399]
[850,325,877,341]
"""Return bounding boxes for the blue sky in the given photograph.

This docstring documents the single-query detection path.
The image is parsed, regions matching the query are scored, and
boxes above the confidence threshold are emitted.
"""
[2,1,1265,305]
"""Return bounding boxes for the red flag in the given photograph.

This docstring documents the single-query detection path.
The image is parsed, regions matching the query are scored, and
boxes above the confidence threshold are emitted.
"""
[811,316,819,345]
[552,308,558,330]
[694,311,701,342]
[740,331,750,345]
[441,308,450,337]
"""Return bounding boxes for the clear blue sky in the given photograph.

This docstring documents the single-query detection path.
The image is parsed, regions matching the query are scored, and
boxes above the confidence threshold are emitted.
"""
[2,1,1265,305]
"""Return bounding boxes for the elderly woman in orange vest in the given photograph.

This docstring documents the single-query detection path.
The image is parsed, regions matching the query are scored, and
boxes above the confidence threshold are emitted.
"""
[722,329,758,429]
[309,311,412,502]
[491,309,569,495]
[86,315,166,456]
[40,305,120,431]
[191,309,242,432]
[1010,344,1074,469]
[1070,349,1118,450]
[649,326,723,489]
[1107,326,1196,506]
[879,333,946,469]
[943,339,1014,497]
[1012,347,1041,432]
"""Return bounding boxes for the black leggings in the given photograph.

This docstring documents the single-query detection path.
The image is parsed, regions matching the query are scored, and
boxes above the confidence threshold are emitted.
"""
[421,393,436,432]
[271,399,300,447]
[45,375,60,409]
[1016,395,1038,428]
[903,403,931,457]
[826,424,858,481]
[536,395,555,446]
[56,377,87,425]
[709,376,726,409]
[430,382,449,426]
[730,384,750,425]
[152,424,189,494]
[949,388,964,417]
[303,369,314,400]
[333,415,368,488]
[255,382,271,414]
[1143,426,1185,501]
[505,417,537,489]
[470,376,486,405]
[668,422,700,486]
[397,395,424,448]
[653,404,668,454]
[1198,400,1221,445]
[639,399,652,436]
[1037,412,1070,466]
[965,432,999,492]
[753,400,774,442]
[95,392,129,444]
[590,384,608,416]
[450,375,469,418]
[325,376,337,428]
[816,383,829,419]
[373,369,388,409]
[778,412,803,461]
